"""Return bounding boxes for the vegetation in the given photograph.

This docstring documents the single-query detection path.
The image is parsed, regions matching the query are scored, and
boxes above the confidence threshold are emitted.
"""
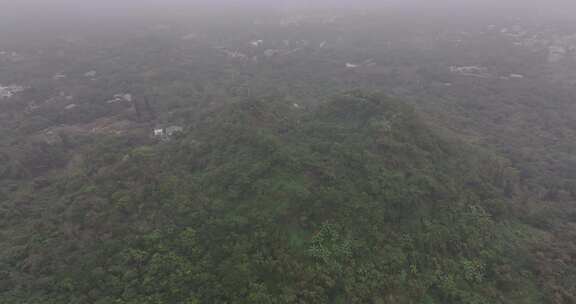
[0,7,575,303]
[0,92,554,303]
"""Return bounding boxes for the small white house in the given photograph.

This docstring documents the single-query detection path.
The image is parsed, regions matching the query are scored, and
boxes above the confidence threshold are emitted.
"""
[53,73,67,80]
[0,84,25,99]
[0,87,12,99]
[548,46,566,63]
[107,93,133,104]
[220,49,248,60]
[153,126,183,140]
[250,40,264,47]
[153,128,164,137]
[449,65,490,78]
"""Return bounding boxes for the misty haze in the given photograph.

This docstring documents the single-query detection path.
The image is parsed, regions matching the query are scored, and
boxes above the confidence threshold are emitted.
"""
[1,1,576,303]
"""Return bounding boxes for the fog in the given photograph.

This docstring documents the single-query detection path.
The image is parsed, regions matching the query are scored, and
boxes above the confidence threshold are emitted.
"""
[2,0,576,302]
[0,0,571,38]
[3,0,576,17]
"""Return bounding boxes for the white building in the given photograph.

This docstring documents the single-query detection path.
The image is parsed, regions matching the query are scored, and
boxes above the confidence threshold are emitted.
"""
[153,126,183,140]
[53,73,67,80]
[0,84,25,99]
[548,46,567,63]
[106,93,133,104]
[217,48,248,60]
[153,128,164,137]
[449,65,490,78]
[250,40,264,47]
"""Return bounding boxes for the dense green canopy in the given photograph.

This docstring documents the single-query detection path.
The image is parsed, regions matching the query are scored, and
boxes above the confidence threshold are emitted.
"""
[0,92,546,303]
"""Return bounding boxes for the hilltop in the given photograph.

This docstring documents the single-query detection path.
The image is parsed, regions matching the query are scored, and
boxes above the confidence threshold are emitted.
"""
[1,92,549,303]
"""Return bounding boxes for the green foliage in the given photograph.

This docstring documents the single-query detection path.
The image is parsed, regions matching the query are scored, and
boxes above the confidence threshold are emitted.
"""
[308,222,353,273]
[0,92,556,303]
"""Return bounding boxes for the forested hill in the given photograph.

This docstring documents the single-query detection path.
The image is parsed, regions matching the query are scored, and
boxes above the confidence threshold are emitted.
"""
[1,92,547,303]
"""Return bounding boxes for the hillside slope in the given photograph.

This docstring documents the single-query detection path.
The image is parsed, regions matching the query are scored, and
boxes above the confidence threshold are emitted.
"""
[1,92,547,303]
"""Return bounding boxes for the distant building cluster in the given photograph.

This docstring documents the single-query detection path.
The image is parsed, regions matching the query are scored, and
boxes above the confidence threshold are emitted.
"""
[84,70,97,78]
[278,14,339,28]
[53,73,67,80]
[449,65,526,81]
[106,93,133,104]
[0,50,24,63]
[449,66,490,78]
[0,84,25,99]
[548,45,568,63]
[215,38,337,65]
[153,125,184,140]
[496,24,576,64]
[345,59,376,69]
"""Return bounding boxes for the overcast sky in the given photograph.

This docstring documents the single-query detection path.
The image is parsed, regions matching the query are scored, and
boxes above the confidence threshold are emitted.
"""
[3,0,575,9]
[2,0,575,20]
